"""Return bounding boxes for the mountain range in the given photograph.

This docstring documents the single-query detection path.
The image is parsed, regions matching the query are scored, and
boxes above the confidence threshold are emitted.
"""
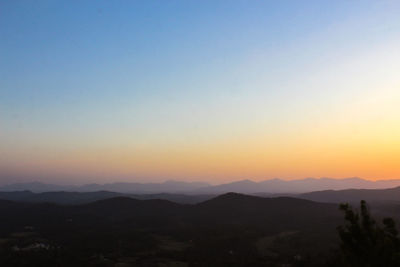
[3,186,400,206]
[2,177,400,194]
[0,180,209,193]
[194,178,400,194]
[0,192,342,243]
[0,190,214,205]
[299,186,400,204]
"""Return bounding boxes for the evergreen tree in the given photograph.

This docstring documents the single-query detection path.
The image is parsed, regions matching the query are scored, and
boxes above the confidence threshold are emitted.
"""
[337,200,400,267]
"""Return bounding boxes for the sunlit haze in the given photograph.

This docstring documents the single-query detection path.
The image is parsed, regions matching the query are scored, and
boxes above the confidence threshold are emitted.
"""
[1,1,400,185]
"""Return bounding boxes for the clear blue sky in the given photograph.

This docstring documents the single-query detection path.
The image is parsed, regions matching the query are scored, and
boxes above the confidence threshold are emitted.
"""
[1,1,400,185]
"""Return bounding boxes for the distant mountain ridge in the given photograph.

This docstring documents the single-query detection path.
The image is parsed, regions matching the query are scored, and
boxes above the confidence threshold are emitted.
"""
[299,186,400,204]
[193,177,400,194]
[1,177,400,194]
[0,180,210,193]
[0,190,214,205]
[3,186,400,205]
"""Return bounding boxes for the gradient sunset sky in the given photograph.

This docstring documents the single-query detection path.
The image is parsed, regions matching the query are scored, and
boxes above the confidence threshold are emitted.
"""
[1,1,400,185]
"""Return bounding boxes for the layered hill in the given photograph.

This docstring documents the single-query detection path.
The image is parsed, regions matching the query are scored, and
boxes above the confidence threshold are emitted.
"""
[3,177,400,194]
[0,193,341,233]
[0,190,213,205]
[0,193,395,266]
[299,186,400,204]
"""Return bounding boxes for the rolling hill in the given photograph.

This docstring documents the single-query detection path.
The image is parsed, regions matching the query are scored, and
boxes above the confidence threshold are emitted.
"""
[3,177,400,194]
[299,186,400,204]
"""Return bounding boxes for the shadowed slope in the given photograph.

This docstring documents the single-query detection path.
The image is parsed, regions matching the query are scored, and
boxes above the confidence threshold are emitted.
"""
[299,186,400,203]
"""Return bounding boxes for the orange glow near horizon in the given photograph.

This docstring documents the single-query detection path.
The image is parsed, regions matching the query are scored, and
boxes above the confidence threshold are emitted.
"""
[2,115,400,184]
[2,2,400,185]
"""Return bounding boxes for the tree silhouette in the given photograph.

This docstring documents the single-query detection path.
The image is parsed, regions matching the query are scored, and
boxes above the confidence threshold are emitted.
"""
[337,200,400,267]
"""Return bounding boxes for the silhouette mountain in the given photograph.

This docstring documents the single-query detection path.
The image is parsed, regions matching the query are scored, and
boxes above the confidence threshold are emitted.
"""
[0,190,214,204]
[0,193,389,266]
[191,193,339,228]
[194,177,400,194]
[0,190,122,204]
[2,178,400,196]
[0,180,210,193]
[299,186,400,203]
[0,182,72,192]
[0,193,341,229]
[77,197,185,221]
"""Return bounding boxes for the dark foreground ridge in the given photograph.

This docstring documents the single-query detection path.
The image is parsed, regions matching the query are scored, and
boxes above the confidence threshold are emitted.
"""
[0,193,344,267]
[0,193,399,266]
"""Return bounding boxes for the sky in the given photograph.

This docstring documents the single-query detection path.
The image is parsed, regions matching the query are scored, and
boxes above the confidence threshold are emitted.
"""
[1,0,400,185]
